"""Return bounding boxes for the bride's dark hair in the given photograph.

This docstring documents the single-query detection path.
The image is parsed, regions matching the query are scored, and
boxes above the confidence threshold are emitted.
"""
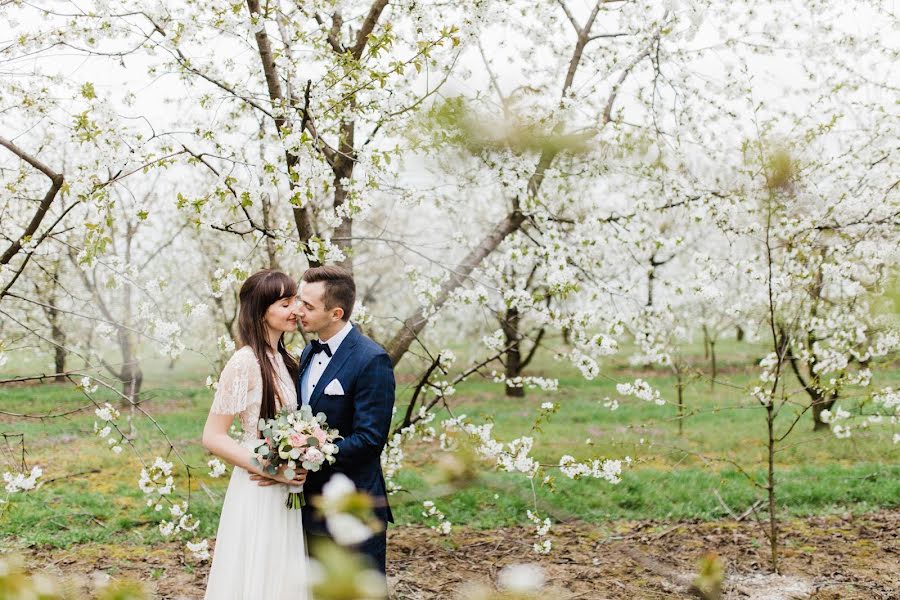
[237,270,300,423]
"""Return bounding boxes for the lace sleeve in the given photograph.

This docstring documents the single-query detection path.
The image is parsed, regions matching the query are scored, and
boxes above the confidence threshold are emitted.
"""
[210,348,261,416]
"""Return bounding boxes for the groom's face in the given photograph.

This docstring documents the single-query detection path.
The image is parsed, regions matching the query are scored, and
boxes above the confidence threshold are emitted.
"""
[298,281,341,335]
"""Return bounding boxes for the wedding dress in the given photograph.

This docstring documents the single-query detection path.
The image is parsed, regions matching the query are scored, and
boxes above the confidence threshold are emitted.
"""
[204,347,308,599]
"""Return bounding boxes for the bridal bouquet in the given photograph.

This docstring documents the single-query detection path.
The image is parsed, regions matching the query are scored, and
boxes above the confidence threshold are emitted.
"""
[252,405,341,509]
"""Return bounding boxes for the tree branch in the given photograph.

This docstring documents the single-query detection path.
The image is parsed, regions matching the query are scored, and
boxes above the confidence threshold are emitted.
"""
[0,137,65,268]
[350,0,389,61]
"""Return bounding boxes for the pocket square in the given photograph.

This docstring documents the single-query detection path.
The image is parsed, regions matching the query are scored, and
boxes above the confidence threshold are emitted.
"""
[323,379,345,395]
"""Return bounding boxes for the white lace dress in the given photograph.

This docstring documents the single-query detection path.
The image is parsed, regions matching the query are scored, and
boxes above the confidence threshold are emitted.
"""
[204,347,308,600]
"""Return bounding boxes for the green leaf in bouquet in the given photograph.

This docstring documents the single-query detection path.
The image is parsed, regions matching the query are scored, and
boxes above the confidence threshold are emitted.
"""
[266,465,277,475]
[283,468,295,480]
[316,412,327,423]
[258,418,266,431]
[307,436,320,447]
[250,458,261,468]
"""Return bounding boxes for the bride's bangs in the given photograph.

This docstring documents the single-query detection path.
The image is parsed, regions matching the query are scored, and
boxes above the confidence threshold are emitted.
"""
[259,271,298,306]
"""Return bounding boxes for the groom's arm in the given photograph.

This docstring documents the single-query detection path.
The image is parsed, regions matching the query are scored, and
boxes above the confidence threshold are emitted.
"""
[333,352,395,467]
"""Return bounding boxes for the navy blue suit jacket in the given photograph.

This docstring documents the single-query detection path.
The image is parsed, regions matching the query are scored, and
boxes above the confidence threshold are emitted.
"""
[298,324,395,536]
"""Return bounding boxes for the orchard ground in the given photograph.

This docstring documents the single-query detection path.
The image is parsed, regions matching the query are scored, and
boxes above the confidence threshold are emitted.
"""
[2,339,898,598]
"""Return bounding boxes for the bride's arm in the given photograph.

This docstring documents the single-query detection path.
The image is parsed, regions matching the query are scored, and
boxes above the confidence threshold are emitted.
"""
[202,349,303,485]
[203,413,305,485]
[201,413,265,473]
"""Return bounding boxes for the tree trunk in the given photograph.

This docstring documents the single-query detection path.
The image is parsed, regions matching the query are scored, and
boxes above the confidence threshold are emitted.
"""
[53,338,67,382]
[501,306,524,397]
[676,367,685,436]
[736,325,745,342]
[709,338,717,392]
[332,119,355,272]
[48,306,67,382]
[766,400,779,573]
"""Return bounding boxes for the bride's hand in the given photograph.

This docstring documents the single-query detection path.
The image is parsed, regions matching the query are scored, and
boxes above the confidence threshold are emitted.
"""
[250,465,308,487]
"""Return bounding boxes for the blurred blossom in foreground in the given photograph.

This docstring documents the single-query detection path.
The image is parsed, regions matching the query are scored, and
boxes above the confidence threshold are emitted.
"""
[313,473,382,546]
[308,541,387,600]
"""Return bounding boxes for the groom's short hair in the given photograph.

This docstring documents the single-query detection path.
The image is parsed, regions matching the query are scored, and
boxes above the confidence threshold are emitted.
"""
[302,266,355,321]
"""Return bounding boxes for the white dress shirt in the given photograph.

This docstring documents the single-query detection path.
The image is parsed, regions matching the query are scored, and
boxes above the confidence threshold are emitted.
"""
[303,320,353,404]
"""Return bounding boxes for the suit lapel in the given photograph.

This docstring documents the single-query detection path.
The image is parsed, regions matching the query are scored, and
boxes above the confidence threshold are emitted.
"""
[297,345,313,399]
[309,326,359,413]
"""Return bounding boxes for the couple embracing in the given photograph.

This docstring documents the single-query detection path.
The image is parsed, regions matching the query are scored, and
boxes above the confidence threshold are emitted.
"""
[201,266,395,598]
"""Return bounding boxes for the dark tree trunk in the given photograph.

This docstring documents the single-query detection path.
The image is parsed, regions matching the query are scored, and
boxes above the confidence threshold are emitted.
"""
[676,367,685,436]
[49,308,67,382]
[736,325,745,342]
[501,306,524,397]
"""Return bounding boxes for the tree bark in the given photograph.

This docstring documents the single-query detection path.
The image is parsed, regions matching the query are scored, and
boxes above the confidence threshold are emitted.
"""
[50,310,67,383]
[501,306,524,397]
[386,209,526,364]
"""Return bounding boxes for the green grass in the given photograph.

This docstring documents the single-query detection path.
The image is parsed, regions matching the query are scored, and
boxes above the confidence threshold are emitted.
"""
[1,338,898,549]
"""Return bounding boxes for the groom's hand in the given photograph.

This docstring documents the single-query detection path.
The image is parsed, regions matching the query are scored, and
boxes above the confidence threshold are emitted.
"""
[250,467,308,487]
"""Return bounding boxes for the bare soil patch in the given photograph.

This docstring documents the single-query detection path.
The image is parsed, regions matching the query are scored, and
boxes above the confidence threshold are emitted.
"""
[17,509,899,599]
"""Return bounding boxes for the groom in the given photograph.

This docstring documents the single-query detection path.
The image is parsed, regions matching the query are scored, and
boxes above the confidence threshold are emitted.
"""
[294,265,395,574]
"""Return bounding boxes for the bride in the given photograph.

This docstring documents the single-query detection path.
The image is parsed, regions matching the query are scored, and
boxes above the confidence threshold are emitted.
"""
[201,269,309,599]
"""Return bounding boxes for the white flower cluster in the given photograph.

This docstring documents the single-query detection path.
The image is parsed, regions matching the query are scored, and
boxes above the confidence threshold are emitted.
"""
[442,416,539,477]
[186,539,210,562]
[382,415,435,494]
[151,319,185,359]
[139,457,174,510]
[749,386,773,407]
[209,262,248,299]
[94,402,123,454]
[437,349,456,370]
[526,510,552,554]
[182,300,209,318]
[758,353,780,383]
[558,455,626,484]
[819,407,853,439]
[207,458,226,478]
[602,398,620,411]
[352,303,373,326]
[570,350,600,380]
[450,286,490,307]
[615,379,665,405]
[492,372,559,391]
[422,500,451,535]
[481,329,505,352]
[305,237,346,264]
[872,388,900,416]
[404,265,444,310]
[217,334,236,356]
[158,501,200,538]
[80,376,99,394]
[3,466,42,493]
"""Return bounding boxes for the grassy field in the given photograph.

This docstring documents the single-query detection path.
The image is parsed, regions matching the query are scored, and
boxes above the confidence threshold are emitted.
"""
[1,338,898,552]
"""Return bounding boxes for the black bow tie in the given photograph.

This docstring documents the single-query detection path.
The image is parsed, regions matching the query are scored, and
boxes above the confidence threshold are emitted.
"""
[310,339,332,357]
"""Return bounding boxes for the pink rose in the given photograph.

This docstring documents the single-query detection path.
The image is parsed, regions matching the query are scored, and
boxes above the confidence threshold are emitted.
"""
[312,426,328,446]
[304,447,324,465]
[289,433,306,448]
